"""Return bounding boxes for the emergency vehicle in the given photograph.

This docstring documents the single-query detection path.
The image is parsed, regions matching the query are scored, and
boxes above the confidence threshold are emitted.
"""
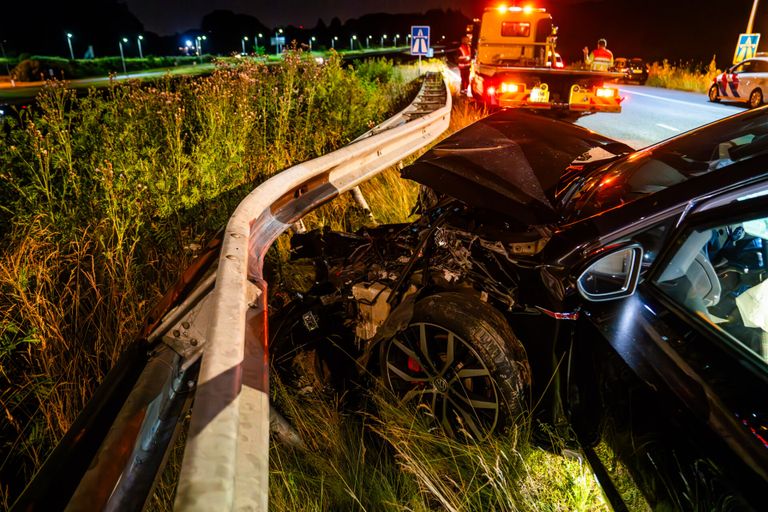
[709,56,768,109]
[470,4,624,112]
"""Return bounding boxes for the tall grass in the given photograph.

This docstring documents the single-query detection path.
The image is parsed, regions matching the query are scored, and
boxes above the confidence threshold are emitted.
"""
[646,57,721,93]
[0,52,410,503]
[269,378,608,512]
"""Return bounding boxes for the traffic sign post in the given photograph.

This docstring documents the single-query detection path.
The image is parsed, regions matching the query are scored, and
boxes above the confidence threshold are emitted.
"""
[411,25,430,74]
[733,33,760,64]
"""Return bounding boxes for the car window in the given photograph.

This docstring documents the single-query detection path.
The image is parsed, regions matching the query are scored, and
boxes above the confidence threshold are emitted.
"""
[753,60,768,73]
[733,61,755,73]
[654,213,768,366]
[562,111,768,220]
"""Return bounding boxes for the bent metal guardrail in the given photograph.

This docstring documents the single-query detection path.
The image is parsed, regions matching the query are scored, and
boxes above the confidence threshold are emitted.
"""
[174,72,450,510]
[11,72,450,512]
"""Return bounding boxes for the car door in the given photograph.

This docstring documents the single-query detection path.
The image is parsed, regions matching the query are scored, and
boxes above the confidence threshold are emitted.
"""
[719,60,751,100]
[580,193,768,510]
[735,59,757,99]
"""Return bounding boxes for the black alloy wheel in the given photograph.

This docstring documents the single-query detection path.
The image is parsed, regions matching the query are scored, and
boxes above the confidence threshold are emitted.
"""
[381,292,530,440]
[748,88,763,109]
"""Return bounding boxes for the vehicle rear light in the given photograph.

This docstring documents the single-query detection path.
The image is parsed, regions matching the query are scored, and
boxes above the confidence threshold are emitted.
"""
[500,82,522,93]
[595,87,617,98]
[555,61,564,69]
[487,86,496,96]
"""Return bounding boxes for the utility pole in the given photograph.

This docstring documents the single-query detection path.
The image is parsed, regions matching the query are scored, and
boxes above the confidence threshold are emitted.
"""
[747,0,760,33]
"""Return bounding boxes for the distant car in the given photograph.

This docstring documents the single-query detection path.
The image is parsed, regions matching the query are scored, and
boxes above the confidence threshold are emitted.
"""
[710,56,768,108]
[624,57,648,84]
[546,51,564,69]
[612,57,628,74]
[612,57,647,84]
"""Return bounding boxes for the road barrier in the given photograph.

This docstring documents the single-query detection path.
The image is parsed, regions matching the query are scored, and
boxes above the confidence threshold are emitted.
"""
[173,71,450,511]
[13,71,449,512]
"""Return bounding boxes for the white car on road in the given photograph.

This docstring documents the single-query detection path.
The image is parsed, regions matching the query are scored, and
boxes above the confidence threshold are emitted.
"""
[709,56,768,108]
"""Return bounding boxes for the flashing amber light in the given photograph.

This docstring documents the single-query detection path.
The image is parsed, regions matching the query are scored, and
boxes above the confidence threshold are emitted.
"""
[500,82,521,93]
[497,4,508,13]
[595,87,617,98]
[523,5,534,14]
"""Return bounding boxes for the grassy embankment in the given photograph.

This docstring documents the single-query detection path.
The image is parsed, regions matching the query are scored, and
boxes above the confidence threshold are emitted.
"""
[646,57,721,93]
[0,52,410,506]
[0,53,622,510]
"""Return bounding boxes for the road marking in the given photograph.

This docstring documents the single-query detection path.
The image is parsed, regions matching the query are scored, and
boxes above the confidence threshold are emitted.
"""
[656,123,681,132]
[619,88,735,114]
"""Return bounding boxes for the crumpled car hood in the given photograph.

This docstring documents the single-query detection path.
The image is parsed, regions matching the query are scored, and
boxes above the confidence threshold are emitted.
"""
[402,109,632,224]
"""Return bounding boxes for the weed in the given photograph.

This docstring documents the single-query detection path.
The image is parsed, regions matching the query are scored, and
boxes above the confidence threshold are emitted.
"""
[646,57,721,93]
[0,51,409,503]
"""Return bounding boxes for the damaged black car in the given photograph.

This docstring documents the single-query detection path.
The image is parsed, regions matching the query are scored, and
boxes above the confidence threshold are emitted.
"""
[272,108,768,510]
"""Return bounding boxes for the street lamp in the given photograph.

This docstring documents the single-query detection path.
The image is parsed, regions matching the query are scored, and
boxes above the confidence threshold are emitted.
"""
[394,34,399,48]
[66,33,74,60]
[309,36,316,52]
[137,35,144,59]
[196,35,207,60]
[366,35,371,49]
[380,34,387,47]
[241,36,248,55]
[118,37,128,74]
[350,35,357,50]
[331,36,338,50]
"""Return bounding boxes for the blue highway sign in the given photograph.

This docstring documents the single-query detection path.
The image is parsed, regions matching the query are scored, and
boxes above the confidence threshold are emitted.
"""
[411,26,430,56]
[733,33,760,64]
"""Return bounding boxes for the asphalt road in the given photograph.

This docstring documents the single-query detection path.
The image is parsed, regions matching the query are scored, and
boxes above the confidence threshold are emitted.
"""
[575,84,744,149]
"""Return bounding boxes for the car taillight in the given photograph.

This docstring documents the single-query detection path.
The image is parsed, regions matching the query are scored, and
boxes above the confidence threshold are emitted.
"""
[487,86,496,96]
[555,61,564,68]
[595,87,617,98]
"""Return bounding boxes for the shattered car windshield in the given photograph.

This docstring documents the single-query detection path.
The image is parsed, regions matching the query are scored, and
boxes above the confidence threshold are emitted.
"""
[561,110,768,221]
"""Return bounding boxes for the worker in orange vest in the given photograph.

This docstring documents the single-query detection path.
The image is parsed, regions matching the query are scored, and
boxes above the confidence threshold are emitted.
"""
[458,35,471,95]
[583,38,614,71]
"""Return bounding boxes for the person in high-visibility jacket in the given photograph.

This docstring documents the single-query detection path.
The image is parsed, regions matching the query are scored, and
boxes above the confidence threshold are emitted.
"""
[583,38,614,71]
[458,36,472,94]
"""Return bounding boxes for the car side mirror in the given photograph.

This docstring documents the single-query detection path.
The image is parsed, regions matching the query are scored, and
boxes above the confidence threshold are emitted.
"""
[577,245,643,302]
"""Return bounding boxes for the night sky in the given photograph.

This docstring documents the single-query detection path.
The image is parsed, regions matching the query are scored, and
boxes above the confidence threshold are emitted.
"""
[123,0,472,35]
[3,0,767,66]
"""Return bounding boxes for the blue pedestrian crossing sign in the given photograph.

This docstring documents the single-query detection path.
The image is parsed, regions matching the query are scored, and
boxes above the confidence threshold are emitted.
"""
[733,33,760,64]
[411,25,430,56]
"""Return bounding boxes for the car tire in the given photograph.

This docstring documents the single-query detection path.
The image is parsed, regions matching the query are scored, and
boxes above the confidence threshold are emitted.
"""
[748,88,763,108]
[708,84,720,103]
[380,292,530,439]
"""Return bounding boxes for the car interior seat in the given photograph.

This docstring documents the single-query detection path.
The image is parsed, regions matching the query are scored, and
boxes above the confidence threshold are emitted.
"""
[657,229,722,308]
